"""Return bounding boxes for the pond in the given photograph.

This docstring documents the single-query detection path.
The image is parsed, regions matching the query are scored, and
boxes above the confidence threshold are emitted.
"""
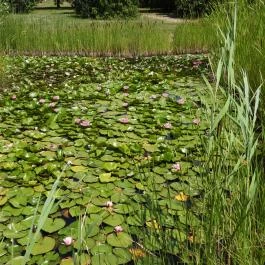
[0,55,211,264]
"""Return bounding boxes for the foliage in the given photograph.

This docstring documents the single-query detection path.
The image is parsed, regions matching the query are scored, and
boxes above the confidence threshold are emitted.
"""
[0,55,209,264]
[6,0,36,13]
[0,15,173,56]
[139,0,175,10]
[174,0,221,18]
[0,0,9,17]
[73,0,139,19]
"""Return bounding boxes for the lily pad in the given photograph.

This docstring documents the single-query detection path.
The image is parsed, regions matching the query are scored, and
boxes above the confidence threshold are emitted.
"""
[99,173,117,183]
[107,233,132,248]
[43,218,66,233]
[31,236,56,255]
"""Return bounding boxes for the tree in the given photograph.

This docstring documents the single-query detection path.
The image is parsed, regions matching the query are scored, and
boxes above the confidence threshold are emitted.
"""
[6,0,36,13]
[73,0,139,19]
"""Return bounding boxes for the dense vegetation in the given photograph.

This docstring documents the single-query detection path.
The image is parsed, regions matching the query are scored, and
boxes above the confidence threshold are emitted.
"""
[73,0,139,19]
[0,55,210,264]
[0,0,264,264]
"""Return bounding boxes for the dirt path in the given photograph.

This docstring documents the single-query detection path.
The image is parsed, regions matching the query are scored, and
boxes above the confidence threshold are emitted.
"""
[141,12,197,24]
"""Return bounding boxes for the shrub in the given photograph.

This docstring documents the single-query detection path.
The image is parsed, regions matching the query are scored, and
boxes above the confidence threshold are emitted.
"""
[0,0,9,17]
[73,0,139,19]
[139,0,174,10]
[7,0,36,13]
[174,0,221,18]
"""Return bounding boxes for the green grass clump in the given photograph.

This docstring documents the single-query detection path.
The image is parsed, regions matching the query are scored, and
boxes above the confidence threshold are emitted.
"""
[0,14,172,56]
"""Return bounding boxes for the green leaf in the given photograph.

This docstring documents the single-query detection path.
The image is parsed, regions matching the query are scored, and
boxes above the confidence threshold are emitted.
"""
[31,236,55,255]
[99,173,117,183]
[43,218,65,233]
[107,233,132,248]
[143,143,159,153]
[103,214,124,226]
[102,162,118,171]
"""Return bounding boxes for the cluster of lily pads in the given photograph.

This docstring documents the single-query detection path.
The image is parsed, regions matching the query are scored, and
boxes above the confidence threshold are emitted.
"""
[0,55,210,264]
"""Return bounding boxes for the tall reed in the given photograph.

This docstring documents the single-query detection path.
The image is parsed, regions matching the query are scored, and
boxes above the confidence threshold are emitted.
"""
[199,3,265,264]
[0,15,172,56]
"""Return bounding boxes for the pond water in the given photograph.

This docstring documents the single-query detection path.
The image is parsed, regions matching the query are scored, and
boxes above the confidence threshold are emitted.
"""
[0,55,211,264]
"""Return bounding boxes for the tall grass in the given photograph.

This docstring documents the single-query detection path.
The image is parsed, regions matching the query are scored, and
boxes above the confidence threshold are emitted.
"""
[199,3,264,264]
[137,2,265,264]
[173,19,218,54]
[0,15,172,56]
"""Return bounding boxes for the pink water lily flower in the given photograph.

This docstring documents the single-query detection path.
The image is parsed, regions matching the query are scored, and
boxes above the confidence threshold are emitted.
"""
[11,95,17,100]
[39,98,45,104]
[105,201,113,208]
[163,122,172,129]
[162,92,169,98]
[172,162,181,171]
[52,95,60,101]
[193,118,201,125]
[177,97,185,105]
[123,85,129,91]
[119,117,129,124]
[63,236,73,246]
[79,120,91,127]
[75,118,81,124]
[49,102,57,108]
[123,92,129,97]
[122,102,129,107]
[150,94,157,99]
[114,226,123,233]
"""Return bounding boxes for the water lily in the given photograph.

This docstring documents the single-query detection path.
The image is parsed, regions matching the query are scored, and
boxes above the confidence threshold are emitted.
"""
[53,108,60,113]
[176,97,185,105]
[149,94,157,99]
[122,102,129,107]
[114,226,123,233]
[192,118,201,125]
[39,98,45,104]
[172,162,181,171]
[105,201,113,208]
[123,85,129,91]
[162,92,169,98]
[11,95,17,100]
[75,118,81,124]
[123,92,129,97]
[52,95,60,101]
[79,120,91,127]
[119,117,129,124]
[192,60,203,68]
[163,122,172,129]
[49,102,57,108]
[63,236,73,246]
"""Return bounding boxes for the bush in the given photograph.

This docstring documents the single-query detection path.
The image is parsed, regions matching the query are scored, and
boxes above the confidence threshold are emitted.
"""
[174,0,220,18]
[73,0,139,19]
[139,0,174,10]
[0,0,9,17]
[7,0,36,13]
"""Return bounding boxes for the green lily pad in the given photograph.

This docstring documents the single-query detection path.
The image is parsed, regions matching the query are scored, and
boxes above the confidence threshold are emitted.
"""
[107,233,132,248]
[0,161,17,170]
[103,214,124,226]
[99,173,117,183]
[71,165,88,173]
[43,218,66,233]
[143,143,159,153]
[113,248,132,264]
[31,236,55,255]
[102,162,118,171]
[6,256,25,265]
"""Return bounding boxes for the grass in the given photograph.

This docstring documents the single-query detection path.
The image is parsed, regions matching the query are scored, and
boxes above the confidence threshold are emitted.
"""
[0,0,265,264]
[0,15,173,56]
